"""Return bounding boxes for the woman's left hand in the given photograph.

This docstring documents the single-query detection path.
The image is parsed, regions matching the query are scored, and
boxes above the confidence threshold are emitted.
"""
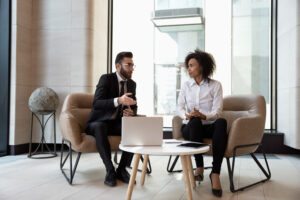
[190,108,207,120]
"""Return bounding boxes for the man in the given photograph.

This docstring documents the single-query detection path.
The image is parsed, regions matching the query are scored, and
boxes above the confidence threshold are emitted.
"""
[85,51,137,187]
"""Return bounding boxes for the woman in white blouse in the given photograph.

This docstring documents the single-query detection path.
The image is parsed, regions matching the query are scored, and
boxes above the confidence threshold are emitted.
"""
[177,49,227,197]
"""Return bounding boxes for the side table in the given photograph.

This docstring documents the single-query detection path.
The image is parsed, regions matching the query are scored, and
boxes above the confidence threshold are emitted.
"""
[119,139,210,200]
[28,87,59,159]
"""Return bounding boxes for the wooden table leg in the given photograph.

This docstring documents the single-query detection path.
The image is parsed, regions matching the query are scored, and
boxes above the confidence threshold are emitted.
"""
[187,155,196,188]
[180,155,193,200]
[126,153,141,200]
[140,154,149,185]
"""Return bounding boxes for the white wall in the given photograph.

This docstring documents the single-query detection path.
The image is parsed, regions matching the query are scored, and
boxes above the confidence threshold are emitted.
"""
[277,0,300,149]
[10,0,108,145]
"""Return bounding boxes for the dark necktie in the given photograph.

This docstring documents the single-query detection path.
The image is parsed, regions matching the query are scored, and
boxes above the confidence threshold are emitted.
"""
[120,81,125,97]
[117,81,125,117]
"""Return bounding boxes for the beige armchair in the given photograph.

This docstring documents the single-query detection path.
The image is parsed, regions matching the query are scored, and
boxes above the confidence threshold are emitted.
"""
[59,93,122,184]
[169,94,271,192]
[59,93,152,185]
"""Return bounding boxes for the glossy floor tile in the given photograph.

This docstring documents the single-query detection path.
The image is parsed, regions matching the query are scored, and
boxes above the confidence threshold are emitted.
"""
[0,153,299,200]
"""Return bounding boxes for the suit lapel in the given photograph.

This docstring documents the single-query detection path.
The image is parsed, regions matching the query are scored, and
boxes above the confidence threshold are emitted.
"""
[112,72,119,97]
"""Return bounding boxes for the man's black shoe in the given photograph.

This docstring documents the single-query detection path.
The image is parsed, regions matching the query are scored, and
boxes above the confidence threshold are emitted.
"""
[104,170,117,187]
[116,168,131,184]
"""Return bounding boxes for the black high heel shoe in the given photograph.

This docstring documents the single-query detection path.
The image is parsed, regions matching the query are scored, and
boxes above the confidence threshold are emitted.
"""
[209,172,222,197]
[194,172,204,182]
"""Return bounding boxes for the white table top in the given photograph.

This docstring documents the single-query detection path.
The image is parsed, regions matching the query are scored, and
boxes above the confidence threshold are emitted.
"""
[119,139,210,156]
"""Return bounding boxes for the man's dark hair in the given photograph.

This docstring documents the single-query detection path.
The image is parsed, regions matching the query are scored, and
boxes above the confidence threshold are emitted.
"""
[115,51,133,65]
[184,49,216,81]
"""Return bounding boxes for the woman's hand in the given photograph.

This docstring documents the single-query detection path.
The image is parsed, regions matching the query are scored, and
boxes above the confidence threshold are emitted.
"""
[186,108,207,120]
[185,113,192,120]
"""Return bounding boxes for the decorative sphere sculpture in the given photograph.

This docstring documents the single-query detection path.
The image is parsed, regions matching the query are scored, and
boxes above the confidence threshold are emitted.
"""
[28,87,59,115]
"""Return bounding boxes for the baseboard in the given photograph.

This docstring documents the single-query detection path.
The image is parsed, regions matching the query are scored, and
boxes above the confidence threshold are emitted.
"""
[256,131,300,154]
[255,131,285,154]
[9,143,28,155]
[8,143,68,155]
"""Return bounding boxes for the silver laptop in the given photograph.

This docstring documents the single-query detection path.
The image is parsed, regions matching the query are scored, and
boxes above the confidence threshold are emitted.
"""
[121,117,163,146]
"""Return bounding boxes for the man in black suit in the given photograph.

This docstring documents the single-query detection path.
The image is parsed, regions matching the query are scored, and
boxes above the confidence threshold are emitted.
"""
[85,52,137,187]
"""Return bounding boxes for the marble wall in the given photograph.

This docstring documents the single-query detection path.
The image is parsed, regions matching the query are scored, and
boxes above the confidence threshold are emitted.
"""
[277,0,300,149]
[10,0,33,145]
[10,0,108,145]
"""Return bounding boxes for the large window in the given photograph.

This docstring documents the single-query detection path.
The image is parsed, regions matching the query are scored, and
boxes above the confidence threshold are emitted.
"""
[232,0,271,129]
[112,0,273,129]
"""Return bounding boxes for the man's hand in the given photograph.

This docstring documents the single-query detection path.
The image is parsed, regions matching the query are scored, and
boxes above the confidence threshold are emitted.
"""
[186,108,207,120]
[118,93,136,106]
[123,106,134,117]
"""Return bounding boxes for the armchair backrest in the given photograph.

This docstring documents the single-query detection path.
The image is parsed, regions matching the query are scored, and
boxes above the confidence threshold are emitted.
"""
[221,94,266,133]
[59,93,97,152]
[61,93,93,132]
[222,95,266,157]
[223,94,265,116]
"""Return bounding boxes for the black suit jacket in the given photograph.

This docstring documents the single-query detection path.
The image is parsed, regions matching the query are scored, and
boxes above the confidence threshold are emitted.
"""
[86,72,137,125]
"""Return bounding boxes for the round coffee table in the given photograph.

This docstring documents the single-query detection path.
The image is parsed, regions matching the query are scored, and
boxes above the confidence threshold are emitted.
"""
[119,139,210,200]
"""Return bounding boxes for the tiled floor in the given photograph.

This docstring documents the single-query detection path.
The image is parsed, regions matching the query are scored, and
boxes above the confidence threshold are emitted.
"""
[0,153,300,200]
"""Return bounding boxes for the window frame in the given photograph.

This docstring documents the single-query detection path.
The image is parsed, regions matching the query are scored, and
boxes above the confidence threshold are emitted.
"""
[0,0,11,157]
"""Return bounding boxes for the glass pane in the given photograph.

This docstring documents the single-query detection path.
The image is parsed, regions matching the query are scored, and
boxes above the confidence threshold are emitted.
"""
[113,0,204,127]
[232,0,271,129]
[112,0,155,121]
[154,25,205,125]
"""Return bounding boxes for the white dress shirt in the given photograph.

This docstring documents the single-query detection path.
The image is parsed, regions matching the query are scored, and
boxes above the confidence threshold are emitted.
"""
[177,78,223,125]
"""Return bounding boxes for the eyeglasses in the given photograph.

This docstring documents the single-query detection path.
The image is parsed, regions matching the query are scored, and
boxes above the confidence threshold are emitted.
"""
[121,63,136,69]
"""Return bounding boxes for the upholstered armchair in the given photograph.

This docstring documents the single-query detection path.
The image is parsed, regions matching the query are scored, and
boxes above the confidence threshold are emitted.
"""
[59,93,150,184]
[169,94,271,192]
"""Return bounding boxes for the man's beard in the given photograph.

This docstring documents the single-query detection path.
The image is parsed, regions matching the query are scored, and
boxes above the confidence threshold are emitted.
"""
[120,66,131,79]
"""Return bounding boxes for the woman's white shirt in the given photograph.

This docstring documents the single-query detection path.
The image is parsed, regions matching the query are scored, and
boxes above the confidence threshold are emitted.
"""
[177,78,223,125]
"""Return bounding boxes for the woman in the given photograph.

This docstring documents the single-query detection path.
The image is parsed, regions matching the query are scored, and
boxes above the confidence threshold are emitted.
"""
[177,49,227,197]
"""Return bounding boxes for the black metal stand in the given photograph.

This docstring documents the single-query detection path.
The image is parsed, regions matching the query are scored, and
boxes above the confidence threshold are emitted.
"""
[226,143,271,193]
[113,152,152,174]
[28,111,57,159]
[167,155,212,173]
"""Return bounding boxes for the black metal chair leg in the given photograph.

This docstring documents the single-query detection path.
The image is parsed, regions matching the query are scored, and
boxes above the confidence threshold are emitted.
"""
[226,144,271,193]
[114,151,118,164]
[167,155,212,173]
[60,139,82,185]
[167,155,181,172]
[140,155,152,174]
[113,152,152,174]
